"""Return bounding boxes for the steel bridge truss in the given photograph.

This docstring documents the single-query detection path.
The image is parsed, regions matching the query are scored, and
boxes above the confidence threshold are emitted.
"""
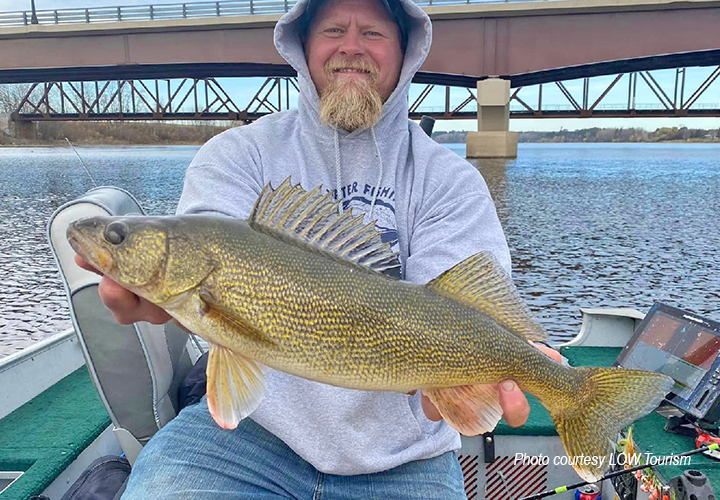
[11,77,300,123]
[409,67,720,119]
[11,66,720,122]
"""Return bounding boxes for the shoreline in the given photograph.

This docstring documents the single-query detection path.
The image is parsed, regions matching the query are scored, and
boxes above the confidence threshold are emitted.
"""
[0,143,204,148]
[3,140,720,147]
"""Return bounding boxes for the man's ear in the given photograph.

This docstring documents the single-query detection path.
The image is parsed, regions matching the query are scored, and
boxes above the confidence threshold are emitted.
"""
[299,21,309,45]
[299,27,308,53]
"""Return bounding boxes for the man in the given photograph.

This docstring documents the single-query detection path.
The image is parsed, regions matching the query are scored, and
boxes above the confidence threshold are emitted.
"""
[77,0,560,497]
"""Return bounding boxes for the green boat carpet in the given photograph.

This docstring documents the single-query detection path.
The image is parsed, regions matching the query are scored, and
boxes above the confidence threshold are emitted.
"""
[0,368,110,500]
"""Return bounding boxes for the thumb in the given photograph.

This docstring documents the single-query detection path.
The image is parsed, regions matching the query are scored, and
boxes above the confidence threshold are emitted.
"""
[498,380,530,427]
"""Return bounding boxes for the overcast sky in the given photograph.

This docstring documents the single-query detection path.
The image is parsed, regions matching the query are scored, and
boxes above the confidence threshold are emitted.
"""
[0,0,180,11]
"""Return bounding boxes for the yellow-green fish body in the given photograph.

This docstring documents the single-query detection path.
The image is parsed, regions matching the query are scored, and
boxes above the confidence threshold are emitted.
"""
[67,179,674,482]
[180,226,551,388]
[166,218,542,387]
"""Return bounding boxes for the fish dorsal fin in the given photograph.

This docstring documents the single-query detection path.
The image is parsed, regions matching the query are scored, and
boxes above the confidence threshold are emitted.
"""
[249,178,400,275]
[427,252,548,342]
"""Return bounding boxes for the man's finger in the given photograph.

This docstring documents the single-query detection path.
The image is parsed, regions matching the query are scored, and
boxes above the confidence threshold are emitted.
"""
[498,380,530,427]
[97,278,142,325]
[74,254,102,276]
[98,278,140,311]
[532,342,562,363]
[420,394,443,421]
[135,300,173,325]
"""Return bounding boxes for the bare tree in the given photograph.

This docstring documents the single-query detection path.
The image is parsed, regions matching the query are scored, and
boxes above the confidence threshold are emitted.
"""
[0,84,33,114]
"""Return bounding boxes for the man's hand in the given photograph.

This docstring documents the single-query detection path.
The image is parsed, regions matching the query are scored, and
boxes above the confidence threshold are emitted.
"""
[416,342,562,425]
[74,254,172,325]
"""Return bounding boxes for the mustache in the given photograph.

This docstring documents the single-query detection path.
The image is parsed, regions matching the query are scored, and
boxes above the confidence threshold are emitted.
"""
[324,59,379,79]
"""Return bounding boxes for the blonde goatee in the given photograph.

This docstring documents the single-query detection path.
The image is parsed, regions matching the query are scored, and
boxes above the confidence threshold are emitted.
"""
[319,59,384,132]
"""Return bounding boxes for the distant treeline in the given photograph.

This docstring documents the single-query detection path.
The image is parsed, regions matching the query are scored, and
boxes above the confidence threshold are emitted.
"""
[0,120,236,146]
[3,121,720,146]
[433,127,720,143]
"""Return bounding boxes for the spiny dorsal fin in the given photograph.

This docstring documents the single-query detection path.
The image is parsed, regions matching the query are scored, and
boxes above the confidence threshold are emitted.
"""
[427,252,548,342]
[250,178,401,275]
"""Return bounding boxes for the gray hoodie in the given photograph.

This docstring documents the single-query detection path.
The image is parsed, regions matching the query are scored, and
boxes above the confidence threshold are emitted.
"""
[176,0,511,475]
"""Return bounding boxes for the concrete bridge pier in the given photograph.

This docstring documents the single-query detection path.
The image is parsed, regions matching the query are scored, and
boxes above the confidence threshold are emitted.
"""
[466,79,518,159]
[8,117,37,141]
[0,113,10,136]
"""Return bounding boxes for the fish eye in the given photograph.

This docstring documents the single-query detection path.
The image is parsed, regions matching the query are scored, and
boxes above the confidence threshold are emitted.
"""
[104,221,128,245]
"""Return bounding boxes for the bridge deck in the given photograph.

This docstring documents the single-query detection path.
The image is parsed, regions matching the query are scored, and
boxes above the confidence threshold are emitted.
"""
[0,0,719,87]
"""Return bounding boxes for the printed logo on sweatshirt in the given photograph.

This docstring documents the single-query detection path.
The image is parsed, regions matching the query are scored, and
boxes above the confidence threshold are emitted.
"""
[330,181,400,278]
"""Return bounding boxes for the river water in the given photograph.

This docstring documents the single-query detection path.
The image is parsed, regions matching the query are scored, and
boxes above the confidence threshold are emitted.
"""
[0,143,718,358]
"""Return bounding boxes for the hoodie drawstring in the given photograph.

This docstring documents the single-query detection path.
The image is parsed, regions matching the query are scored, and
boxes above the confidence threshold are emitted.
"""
[334,128,343,214]
[369,125,384,219]
[333,126,384,220]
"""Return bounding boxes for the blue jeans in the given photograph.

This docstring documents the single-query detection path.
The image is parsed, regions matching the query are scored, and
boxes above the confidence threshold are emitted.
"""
[122,397,467,500]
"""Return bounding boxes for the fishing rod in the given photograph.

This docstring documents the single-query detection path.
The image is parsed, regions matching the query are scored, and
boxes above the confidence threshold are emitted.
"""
[65,137,98,188]
[516,443,720,500]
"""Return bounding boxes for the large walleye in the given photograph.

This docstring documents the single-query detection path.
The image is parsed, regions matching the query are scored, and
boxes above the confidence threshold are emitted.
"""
[67,179,673,482]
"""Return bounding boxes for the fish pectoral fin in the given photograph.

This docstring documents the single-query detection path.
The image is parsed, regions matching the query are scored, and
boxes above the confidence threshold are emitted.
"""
[199,286,274,347]
[423,384,503,436]
[206,343,266,430]
[426,252,547,343]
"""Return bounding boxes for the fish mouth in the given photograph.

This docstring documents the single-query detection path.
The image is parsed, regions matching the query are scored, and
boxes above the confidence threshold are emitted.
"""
[67,219,115,274]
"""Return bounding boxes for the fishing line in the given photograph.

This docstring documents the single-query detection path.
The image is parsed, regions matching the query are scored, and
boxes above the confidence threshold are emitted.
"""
[497,470,513,500]
[63,138,211,352]
[65,137,98,188]
[516,443,720,500]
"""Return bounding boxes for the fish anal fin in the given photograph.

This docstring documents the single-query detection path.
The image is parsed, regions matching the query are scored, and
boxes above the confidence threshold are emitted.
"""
[206,343,266,430]
[423,384,503,436]
[249,177,401,276]
[427,252,547,343]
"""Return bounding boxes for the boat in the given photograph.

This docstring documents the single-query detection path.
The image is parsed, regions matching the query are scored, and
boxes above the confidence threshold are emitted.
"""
[0,187,717,500]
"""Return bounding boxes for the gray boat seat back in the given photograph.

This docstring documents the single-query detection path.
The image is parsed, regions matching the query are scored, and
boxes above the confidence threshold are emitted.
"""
[47,186,202,459]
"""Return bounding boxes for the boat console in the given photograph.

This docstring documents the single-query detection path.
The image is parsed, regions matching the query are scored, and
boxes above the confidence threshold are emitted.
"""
[616,302,720,425]
[574,302,720,500]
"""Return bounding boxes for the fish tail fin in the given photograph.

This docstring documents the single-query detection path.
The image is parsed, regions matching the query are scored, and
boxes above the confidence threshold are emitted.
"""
[547,367,673,482]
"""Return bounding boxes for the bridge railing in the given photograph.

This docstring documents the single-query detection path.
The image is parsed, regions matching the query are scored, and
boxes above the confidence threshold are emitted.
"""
[0,0,519,27]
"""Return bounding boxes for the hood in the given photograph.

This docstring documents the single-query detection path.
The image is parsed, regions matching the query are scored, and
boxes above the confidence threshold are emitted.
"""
[273,0,432,138]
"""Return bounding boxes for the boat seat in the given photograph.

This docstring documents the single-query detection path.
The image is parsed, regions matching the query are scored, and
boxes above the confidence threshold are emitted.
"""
[559,307,645,348]
[47,186,203,465]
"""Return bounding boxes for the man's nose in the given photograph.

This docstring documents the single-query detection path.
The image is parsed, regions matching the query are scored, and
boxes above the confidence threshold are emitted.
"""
[338,29,365,56]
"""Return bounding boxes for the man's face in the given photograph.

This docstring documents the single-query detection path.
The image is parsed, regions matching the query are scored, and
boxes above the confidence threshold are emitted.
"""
[304,0,404,130]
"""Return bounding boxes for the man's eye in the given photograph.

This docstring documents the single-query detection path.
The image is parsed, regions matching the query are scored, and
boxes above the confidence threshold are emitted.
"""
[366,31,383,37]
[325,28,343,34]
